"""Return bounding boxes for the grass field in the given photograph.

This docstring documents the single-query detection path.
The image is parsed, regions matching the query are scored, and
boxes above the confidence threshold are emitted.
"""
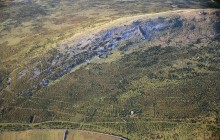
[0,129,123,140]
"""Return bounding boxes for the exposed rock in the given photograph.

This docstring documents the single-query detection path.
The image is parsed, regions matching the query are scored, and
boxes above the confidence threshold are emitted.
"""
[15,10,219,94]
[198,11,208,15]
[6,77,11,87]
[37,11,217,88]
[171,4,178,8]
[42,79,49,86]
[33,69,41,78]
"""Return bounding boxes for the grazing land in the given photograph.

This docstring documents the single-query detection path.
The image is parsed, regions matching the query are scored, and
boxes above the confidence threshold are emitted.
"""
[0,0,220,139]
[0,129,123,140]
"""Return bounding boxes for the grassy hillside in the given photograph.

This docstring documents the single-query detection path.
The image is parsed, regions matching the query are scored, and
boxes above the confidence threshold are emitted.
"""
[0,0,220,140]
[1,1,220,75]
[1,9,220,139]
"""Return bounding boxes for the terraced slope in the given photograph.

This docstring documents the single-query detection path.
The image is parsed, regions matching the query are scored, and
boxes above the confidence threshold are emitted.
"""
[0,8,220,139]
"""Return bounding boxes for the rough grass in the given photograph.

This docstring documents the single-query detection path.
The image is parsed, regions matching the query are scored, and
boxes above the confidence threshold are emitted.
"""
[0,1,220,139]
[1,44,219,139]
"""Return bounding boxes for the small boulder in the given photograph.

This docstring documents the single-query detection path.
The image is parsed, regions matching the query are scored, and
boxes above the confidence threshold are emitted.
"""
[6,77,11,86]
[42,79,49,86]
[171,4,178,8]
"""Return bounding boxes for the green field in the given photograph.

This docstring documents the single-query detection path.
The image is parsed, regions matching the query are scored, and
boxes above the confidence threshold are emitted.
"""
[0,129,123,140]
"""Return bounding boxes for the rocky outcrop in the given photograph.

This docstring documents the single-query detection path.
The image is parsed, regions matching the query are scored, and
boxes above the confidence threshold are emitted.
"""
[14,9,220,96]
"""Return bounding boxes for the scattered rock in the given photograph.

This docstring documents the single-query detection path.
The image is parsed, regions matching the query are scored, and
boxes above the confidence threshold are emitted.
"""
[198,11,208,15]
[20,10,219,97]
[27,89,32,96]
[171,4,178,8]
[42,79,49,86]
[6,77,11,87]
[33,69,41,78]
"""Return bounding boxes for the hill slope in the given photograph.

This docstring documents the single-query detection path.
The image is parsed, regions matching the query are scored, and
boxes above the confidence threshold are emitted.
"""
[0,8,220,139]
